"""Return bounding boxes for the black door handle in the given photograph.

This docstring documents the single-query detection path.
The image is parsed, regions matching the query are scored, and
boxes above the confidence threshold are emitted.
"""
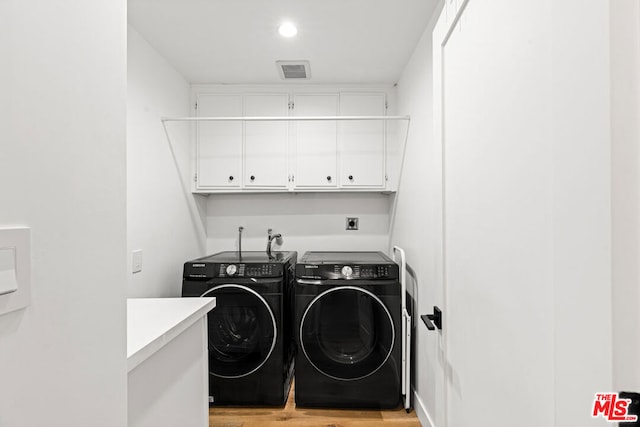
[421,306,442,331]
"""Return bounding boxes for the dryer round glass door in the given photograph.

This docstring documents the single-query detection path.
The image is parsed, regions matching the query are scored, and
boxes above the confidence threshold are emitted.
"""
[299,286,395,381]
[201,284,277,378]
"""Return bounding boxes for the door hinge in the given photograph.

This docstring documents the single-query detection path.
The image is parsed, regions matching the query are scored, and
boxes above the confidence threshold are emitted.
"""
[194,173,198,183]
[385,101,389,110]
[385,174,388,181]
[195,101,198,110]
[288,101,295,110]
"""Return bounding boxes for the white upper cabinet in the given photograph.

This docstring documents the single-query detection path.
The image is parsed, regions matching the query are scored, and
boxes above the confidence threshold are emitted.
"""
[339,93,386,188]
[195,94,242,189]
[192,88,391,193]
[243,94,289,188]
[292,94,339,188]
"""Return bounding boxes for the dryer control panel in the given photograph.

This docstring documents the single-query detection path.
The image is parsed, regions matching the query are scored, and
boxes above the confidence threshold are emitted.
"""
[295,251,399,280]
[296,263,398,280]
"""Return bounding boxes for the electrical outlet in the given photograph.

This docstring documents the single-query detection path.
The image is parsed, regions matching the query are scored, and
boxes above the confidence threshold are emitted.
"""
[346,217,359,230]
[132,250,143,274]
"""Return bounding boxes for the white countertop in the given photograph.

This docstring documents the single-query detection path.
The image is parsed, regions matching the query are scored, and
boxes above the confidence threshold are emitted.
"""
[127,297,216,372]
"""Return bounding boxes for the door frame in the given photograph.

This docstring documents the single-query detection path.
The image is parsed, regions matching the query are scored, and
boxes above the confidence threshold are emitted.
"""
[432,2,471,426]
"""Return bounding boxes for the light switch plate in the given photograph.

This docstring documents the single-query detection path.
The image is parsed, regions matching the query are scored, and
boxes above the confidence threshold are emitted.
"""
[0,247,18,295]
[0,227,31,316]
[132,249,143,274]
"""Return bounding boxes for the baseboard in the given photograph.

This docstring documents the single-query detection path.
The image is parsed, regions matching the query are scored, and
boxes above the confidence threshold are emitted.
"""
[412,388,436,427]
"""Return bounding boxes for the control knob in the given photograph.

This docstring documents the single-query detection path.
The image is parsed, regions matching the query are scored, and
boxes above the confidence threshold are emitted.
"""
[226,264,238,276]
[341,265,353,278]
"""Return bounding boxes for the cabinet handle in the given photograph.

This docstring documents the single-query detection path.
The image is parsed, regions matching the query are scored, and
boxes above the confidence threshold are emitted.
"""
[327,176,332,182]
[348,175,354,181]
[229,176,234,181]
[250,175,255,181]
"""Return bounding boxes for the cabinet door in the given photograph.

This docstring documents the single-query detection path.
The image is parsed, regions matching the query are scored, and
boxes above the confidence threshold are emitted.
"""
[244,94,289,188]
[339,93,386,188]
[293,94,338,188]
[196,94,242,189]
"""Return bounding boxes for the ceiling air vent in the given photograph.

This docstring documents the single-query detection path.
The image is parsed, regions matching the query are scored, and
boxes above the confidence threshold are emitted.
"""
[276,60,311,80]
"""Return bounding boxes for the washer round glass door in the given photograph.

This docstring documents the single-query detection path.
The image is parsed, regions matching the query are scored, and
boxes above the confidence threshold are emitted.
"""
[201,284,277,378]
[300,286,395,381]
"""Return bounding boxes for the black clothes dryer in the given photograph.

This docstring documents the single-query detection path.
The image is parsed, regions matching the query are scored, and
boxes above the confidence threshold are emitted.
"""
[182,251,296,406]
[294,251,402,409]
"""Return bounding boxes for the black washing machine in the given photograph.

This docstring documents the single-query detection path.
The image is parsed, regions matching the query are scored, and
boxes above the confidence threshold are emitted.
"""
[182,251,296,406]
[294,251,402,409]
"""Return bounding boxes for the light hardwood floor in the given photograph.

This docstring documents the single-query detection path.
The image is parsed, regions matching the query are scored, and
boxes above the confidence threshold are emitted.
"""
[209,382,421,427]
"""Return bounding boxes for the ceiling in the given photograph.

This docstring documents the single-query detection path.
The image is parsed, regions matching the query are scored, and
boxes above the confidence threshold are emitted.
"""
[128,0,439,85]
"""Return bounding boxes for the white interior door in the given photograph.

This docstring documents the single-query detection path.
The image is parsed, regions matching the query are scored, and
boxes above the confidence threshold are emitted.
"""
[434,1,555,426]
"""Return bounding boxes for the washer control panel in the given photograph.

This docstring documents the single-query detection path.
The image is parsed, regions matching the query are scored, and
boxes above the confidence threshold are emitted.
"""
[217,263,281,278]
[225,264,238,276]
[182,251,295,280]
[184,262,283,279]
[341,265,353,278]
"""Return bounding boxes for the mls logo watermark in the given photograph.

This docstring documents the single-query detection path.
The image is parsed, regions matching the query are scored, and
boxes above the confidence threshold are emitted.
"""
[592,393,638,422]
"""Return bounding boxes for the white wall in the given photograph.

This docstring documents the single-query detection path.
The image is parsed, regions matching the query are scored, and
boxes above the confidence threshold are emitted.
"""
[206,193,391,256]
[0,2,127,426]
[389,5,443,426]
[127,27,207,297]
[611,0,640,392]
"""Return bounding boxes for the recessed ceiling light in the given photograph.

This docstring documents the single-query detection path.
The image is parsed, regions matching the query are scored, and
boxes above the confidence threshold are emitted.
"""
[278,22,298,38]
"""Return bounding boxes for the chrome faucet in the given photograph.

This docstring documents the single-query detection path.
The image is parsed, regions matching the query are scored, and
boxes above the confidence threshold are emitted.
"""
[266,228,282,258]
